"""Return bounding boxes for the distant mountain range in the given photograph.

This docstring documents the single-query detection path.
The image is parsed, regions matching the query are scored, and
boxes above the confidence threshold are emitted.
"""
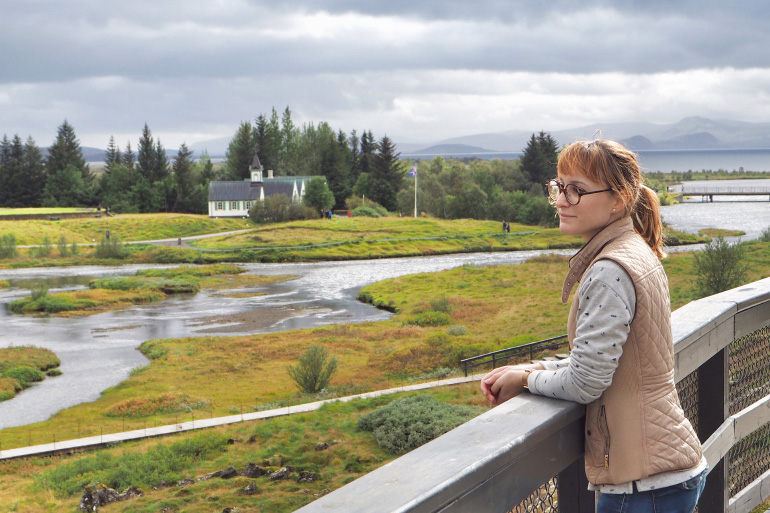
[398,117,770,155]
[71,117,770,162]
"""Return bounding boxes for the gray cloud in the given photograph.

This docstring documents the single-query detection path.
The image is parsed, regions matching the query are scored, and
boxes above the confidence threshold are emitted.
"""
[1,1,769,148]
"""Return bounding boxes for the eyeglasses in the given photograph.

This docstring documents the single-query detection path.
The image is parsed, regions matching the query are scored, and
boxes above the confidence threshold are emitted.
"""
[543,179,613,206]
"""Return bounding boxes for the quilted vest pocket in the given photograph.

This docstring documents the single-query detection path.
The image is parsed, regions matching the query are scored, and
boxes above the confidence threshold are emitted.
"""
[585,402,610,469]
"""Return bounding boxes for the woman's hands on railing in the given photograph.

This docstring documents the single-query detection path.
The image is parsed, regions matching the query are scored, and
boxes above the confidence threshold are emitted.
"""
[481,363,545,405]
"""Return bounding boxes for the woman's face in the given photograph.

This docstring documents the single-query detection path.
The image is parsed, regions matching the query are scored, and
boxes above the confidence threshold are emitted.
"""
[555,169,624,241]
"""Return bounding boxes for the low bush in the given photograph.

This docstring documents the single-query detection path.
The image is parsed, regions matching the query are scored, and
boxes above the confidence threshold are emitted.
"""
[104,394,210,418]
[351,206,381,217]
[250,194,317,223]
[693,236,749,296]
[2,365,45,389]
[95,235,128,259]
[0,233,17,258]
[403,311,452,327]
[287,345,338,393]
[0,279,9,289]
[357,394,484,454]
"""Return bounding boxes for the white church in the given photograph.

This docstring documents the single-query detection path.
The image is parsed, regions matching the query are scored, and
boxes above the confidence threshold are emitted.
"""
[207,154,313,218]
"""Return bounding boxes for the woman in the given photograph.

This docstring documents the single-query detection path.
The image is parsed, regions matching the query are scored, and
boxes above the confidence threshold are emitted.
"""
[480,139,707,512]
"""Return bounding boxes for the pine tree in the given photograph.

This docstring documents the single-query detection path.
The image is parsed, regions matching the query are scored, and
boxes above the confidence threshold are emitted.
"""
[520,132,559,188]
[369,135,404,212]
[104,135,122,174]
[172,143,195,212]
[46,120,91,183]
[122,141,135,170]
[224,121,257,180]
[0,136,11,206]
[21,136,46,207]
[137,123,155,182]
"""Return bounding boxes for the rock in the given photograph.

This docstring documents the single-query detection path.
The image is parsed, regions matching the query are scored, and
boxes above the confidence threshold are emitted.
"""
[118,486,143,501]
[297,471,319,483]
[240,463,268,478]
[243,482,259,496]
[246,435,258,443]
[222,508,239,513]
[220,466,239,479]
[177,479,195,487]
[154,480,171,490]
[226,438,239,445]
[78,483,142,511]
[269,467,293,481]
[314,442,329,451]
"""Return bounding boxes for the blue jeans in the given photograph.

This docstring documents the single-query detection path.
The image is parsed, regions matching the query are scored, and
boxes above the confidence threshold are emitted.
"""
[597,471,707,513]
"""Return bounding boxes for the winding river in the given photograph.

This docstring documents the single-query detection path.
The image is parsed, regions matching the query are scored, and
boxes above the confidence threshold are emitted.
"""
[1,188,769,429]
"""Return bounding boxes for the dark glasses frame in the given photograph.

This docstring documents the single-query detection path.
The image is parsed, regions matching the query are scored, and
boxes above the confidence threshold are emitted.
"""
[543,179,613,206]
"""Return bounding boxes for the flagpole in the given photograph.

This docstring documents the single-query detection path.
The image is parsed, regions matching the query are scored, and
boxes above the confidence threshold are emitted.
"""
[413,166,417,218]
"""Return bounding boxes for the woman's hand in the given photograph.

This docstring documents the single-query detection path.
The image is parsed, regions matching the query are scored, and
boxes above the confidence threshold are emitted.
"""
[480,363,543,405]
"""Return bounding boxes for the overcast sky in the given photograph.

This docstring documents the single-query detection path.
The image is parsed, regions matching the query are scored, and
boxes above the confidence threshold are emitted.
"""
[2,0,770,150]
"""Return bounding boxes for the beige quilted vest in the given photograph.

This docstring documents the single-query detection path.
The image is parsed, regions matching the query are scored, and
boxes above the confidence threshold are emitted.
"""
[563,217,702,485]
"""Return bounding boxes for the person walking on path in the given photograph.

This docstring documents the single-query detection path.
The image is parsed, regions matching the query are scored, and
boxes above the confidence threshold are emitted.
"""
[480,139,707,513]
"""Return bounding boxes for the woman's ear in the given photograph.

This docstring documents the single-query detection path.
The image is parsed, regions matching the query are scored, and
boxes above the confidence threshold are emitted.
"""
[614,191,629,213]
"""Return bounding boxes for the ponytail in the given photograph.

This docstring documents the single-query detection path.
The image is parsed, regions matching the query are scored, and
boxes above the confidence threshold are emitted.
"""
[632,185,665,258]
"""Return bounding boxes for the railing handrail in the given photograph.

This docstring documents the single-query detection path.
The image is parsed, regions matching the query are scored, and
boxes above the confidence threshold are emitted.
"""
[460,335,568,376]
[296,276,770,513]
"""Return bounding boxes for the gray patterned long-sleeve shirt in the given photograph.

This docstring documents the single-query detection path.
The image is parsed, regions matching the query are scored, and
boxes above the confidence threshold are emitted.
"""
[528,259,636,404]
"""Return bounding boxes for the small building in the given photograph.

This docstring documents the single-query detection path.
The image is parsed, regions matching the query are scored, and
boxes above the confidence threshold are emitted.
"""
[207,154,313,218]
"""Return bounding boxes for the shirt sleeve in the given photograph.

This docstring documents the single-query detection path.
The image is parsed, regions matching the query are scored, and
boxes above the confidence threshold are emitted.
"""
[528,260,636,404]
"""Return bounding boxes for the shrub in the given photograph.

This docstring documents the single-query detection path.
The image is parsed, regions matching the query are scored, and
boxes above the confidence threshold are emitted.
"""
[0,280,9,289]
[403,311,451,327]
[357,395,484,454]
[33,236,52,258]
[287,345,338,393]
[0,234,18,258]
[250,194,316,223]
[30,282,49,301]
[446,325,468,336]
[759,226,770,243]
[351,206,381,218]
[693,236,749,297]
[57,234,69,257]
[429,296,451,313]
[2,366,45,389]
[95,235,128,259]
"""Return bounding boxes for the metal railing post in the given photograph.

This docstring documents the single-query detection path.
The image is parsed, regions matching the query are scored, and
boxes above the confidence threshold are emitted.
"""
[697,345,730,513]
[557,456,594,513]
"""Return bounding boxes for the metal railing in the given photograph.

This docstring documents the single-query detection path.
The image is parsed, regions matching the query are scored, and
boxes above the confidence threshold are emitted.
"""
[295,276,770,513]
[460,335,569,376]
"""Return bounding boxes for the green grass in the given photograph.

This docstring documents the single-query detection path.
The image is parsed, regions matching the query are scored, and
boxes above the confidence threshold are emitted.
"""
[0,347,61,402]
[7,264,265,315]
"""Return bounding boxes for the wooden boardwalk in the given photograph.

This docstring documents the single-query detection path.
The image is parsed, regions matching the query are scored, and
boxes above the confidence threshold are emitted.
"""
[679,186,770,201]
[0,375,480,461]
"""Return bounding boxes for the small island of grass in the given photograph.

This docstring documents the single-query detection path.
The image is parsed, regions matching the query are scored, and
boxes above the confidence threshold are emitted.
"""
[8,264,296,316]
[0,346,61,402]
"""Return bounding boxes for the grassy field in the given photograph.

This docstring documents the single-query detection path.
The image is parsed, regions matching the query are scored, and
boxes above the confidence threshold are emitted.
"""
[0,213,248,246]
[0,214,711,268]
[2,239,770,511]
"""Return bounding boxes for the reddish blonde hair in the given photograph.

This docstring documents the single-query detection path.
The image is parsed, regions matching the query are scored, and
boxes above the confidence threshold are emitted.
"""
[557,139,665,258]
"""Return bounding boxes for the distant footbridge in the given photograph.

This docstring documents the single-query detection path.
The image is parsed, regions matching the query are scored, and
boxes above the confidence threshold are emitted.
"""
[677,186,770,202]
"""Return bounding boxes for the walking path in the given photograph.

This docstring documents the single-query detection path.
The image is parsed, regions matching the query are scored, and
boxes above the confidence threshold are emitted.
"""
[0,374,483,461]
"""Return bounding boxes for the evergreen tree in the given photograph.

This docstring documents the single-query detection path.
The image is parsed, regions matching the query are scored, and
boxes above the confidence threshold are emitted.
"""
[122,141,135,170]
[265,108,282,173]
[45,120,90,182]
[154,138,169,183]
[320,131,351,208]
[172,143,195,212]
[21,136,46,207]
[254,114,269,172]
[359,130,376,177]
[2,135,25,207]
[98,164,137,213]
[41,165,86,207]
[137,123,156,183]
[348,129,361,185]
[520,131,559,188]
[104,136,122,174]
[280,106,299,175]
[224,121,257,180]
[0,136,11,206]
[369,135,403,212]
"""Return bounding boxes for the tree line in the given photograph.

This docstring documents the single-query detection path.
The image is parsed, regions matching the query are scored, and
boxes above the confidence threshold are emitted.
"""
[0,111,559,226]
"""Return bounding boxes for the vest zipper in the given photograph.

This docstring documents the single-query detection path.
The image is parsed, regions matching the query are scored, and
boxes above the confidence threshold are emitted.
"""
[598,404,610,469]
